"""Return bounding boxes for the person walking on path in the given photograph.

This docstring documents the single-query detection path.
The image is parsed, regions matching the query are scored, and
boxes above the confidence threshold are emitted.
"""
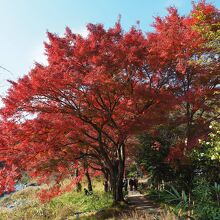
[134,177,138,191]
[129,178,134,191]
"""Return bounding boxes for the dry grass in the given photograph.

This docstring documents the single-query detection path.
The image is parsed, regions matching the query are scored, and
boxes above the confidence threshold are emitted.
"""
[0,177,113,220]
[119,210,178,220]
[0,177,178,220]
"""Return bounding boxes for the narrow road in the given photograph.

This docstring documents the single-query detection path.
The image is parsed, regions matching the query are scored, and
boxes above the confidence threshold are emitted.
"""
[128,190,161,212]
[120,190,163,219]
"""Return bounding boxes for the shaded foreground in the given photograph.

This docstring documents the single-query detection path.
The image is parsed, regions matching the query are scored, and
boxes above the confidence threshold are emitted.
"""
[83,189,177,219]
[0,180,113,220]
[0,178,178,220]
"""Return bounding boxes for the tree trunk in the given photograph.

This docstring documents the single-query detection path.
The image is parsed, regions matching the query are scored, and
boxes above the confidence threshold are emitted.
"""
[75,168,82,192]
[110,172,124,202]
[116,175,124,201]
[85,170,93,192]
[110,144,125,202]
[83,159,92,191]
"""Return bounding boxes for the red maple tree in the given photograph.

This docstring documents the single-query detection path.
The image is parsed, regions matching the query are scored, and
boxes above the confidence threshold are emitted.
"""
[146,2,219,165]
[0,1,219,202]
[0,21,171,202]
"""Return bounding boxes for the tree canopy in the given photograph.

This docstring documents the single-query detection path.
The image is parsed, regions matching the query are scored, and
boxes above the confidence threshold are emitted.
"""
[0,0,219,202]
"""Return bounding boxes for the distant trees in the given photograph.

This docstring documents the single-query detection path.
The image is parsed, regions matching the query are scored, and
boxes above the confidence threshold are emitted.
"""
[147,2,219,167]
[137,127,177,189]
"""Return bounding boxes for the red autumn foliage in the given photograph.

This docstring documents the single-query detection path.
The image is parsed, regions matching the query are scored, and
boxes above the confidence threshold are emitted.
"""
[1,20,172,201]
[146,2,219,165]
[0,1,219,202]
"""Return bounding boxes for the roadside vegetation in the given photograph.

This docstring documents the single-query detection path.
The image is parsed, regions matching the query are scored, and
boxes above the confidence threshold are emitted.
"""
[0,178,113,220]
[136,122,220,219]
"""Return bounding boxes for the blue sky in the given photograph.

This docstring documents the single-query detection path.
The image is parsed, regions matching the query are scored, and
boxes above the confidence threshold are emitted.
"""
[0,0,219,99]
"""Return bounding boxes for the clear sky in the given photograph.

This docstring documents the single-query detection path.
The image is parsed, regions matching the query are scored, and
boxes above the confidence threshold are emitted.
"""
[0,0,219,99]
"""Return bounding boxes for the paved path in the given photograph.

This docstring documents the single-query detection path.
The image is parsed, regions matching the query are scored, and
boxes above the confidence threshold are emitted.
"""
[121,190,163,219]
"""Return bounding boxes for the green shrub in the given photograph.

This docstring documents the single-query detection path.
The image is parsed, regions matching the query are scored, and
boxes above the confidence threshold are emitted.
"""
[149,179,220,220]
[0,179,113,220]
[193,179,220,220]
